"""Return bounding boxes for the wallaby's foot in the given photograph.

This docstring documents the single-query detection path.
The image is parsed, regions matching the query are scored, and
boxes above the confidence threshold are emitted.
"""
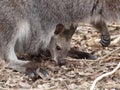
[8,60,37,79]
[100,35,111,47]
[26,68,49,81]
[8,60,30,73]
[68,48,97,60]
[91,17,111,47]
[26,68,39,80]
[24,61,49,80]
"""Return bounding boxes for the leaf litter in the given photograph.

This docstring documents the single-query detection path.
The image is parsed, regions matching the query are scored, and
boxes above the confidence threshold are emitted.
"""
[0,23,120,90]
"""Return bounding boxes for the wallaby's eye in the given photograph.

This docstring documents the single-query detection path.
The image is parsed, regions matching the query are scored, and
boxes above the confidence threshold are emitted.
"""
[56,45,61,51]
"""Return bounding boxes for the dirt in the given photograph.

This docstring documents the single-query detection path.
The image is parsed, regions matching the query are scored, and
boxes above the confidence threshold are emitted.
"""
[0,24,120,90]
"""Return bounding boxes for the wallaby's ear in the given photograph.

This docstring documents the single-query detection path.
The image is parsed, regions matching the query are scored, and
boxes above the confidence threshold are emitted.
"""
[60,23,78,40]
[68,23,78,37]
[54,24,65,35]
[64,23,78,39]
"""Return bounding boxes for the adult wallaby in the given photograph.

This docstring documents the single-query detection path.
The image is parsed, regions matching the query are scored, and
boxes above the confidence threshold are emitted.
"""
[0,0,119,76]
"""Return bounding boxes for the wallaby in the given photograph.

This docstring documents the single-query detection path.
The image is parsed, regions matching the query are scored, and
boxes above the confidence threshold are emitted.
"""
[0,0,119,77]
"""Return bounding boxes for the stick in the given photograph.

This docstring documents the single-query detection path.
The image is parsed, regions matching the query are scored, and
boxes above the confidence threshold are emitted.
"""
[98,47,120,62]
[51,78,70,90]
[90,62,120,90]
[111,36,120,46]
[61,80,70,90]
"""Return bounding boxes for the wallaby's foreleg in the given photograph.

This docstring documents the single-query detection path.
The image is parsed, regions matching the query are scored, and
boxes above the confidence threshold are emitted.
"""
[68,48,97,60]
[91,17,111,47]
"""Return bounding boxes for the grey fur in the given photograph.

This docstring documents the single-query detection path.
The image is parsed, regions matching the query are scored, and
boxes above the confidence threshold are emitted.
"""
[0,0,119,73]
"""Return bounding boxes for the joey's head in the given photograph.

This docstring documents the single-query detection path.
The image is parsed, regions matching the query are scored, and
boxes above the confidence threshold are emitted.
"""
[49,23,77,66]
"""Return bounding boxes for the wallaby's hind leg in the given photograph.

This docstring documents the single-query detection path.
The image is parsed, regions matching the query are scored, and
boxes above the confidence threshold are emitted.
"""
[4,33,30,73]
[5,46,29,73]
[2,20,48,79]
[1,20,31,73]
[91,17,111,47]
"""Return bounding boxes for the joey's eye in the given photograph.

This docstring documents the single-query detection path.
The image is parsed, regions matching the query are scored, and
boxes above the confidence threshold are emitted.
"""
[56,45,61,51]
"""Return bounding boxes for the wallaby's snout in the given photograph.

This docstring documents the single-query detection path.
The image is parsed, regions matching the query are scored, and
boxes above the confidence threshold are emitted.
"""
[49,23,78,66]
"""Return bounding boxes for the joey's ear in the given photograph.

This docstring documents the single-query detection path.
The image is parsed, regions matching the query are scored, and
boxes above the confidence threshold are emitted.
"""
[54,24,65,35]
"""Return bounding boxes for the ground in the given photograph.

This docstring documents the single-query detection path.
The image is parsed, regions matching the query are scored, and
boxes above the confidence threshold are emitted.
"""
[0,23,120,90]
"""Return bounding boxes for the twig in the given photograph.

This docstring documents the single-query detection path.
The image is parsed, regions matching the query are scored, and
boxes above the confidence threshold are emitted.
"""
[61,80,70,90]
[0,87,11,90]
[51,78,70,90]
[81,59,94,72]
[111,35,120,39]
[98,47,120,62]
[101,56,120,63]
[90,62,120,90]
[45,82,59,90]
[107,24,120,28]
[111,36,120,46]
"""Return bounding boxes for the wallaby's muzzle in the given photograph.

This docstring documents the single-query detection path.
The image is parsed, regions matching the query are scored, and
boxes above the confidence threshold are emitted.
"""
[51,56,66,66]
[57,58,66,66]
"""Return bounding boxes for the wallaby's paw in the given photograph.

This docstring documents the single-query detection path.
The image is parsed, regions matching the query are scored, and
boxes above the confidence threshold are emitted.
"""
[88,54,97,60]
[100,35,111,47]
[26,68,39,81]
[37,68,49,79]
[26,68,49,81]
[76,53,97,60]
[68,49,97,60]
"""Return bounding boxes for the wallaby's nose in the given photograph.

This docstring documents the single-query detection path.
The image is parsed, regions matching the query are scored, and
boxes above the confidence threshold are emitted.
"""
[58,59,66,66]
[52,57,66,66]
